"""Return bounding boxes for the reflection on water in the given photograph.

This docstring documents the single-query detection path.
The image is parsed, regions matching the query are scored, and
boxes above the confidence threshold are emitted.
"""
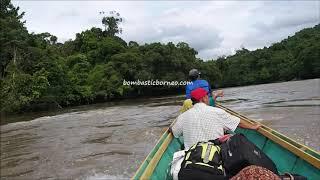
[1,79,319,179]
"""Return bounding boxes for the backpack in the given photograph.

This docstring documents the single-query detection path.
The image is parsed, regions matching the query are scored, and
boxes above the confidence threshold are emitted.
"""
[220,133,278,176]
[178,141,227,180]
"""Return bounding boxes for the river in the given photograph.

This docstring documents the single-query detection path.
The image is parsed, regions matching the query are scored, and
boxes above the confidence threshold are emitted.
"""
[1,79,319,179]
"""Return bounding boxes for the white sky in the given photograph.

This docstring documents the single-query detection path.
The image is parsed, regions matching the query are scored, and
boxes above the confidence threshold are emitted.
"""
[13,1,320,60]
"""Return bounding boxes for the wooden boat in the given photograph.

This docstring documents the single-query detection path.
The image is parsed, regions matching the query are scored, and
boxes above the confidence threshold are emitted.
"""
[133,104,320,180]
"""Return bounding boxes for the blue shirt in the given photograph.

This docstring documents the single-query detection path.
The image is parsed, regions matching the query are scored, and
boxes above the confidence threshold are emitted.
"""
[186,79,212,99]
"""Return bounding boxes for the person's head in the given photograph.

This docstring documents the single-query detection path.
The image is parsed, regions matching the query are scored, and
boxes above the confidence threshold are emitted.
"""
[191,88,209,105]
[188,69,200,81]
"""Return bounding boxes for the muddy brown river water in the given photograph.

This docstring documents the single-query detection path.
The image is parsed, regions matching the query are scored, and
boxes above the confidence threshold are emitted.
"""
[1,79,319,179]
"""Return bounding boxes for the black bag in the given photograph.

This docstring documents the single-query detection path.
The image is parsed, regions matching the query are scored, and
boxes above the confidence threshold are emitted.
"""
[178,141,227,180]
[220,133,278,176]
[280,173,307,180]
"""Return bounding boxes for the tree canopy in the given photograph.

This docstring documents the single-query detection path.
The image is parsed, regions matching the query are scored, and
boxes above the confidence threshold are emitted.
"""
[1,0,319,113]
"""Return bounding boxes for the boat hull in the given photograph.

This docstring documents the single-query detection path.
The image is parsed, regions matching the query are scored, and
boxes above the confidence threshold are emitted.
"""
[133,105,320,180]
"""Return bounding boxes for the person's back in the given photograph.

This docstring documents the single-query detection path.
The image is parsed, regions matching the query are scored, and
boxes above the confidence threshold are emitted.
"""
[186,69,211,99]
[186,79,210,99]
[170,88,262,180]
[173,102,239,149]
[184,69,223,109]
[172,88,261,150]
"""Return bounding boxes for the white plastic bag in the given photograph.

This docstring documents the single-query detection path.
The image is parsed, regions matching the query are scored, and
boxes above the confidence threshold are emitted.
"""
[170,150,185,180]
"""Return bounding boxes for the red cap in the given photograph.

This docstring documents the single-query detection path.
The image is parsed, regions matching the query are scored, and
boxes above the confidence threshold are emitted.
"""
[191,88,208,101]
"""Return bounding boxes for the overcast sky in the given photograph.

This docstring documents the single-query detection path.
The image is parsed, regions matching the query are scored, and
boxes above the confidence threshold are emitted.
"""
[13,1,320,60]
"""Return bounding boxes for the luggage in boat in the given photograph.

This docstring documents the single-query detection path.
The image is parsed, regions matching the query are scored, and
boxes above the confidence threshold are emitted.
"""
[279,173,307,180]
[178,141,227,180]
[220,133,278,176]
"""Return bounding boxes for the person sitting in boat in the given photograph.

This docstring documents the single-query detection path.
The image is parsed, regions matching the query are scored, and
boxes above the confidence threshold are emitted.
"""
[171,87,261,150]
[181,69,224,113]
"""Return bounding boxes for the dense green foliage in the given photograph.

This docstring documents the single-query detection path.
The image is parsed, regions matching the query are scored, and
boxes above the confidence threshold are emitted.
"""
[215,27,320,87]
[1,0,319,113]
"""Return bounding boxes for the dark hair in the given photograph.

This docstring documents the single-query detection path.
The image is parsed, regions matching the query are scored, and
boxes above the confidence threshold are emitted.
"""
[191,97,199,105]
[190,75,198,81]
[189,69,200,81]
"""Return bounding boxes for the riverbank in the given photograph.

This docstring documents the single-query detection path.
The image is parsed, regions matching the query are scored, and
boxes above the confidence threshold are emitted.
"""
[2,78,318,125]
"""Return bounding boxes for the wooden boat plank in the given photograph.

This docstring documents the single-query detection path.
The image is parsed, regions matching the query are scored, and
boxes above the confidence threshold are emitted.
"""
[140,132,173,179]
[132,130,169,179]
[292,158,320,178]
[217,104,320,169]
[259,127,320,169]
[218,104,319,154]
[263,140,298,173]
[151,137,183,180]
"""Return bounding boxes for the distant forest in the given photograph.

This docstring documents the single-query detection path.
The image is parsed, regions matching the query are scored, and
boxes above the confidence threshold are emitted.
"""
[1,0,319,113]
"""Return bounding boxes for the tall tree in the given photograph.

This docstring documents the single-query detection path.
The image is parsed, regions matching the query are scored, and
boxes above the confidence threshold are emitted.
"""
[0,0,28,78]
[100,10,123,36]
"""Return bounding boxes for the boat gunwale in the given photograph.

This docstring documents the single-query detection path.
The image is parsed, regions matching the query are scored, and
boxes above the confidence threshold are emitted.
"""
[140,132,173,179]
[216,104,320,169]
[217,104,319,155]
[132,129,171,179]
